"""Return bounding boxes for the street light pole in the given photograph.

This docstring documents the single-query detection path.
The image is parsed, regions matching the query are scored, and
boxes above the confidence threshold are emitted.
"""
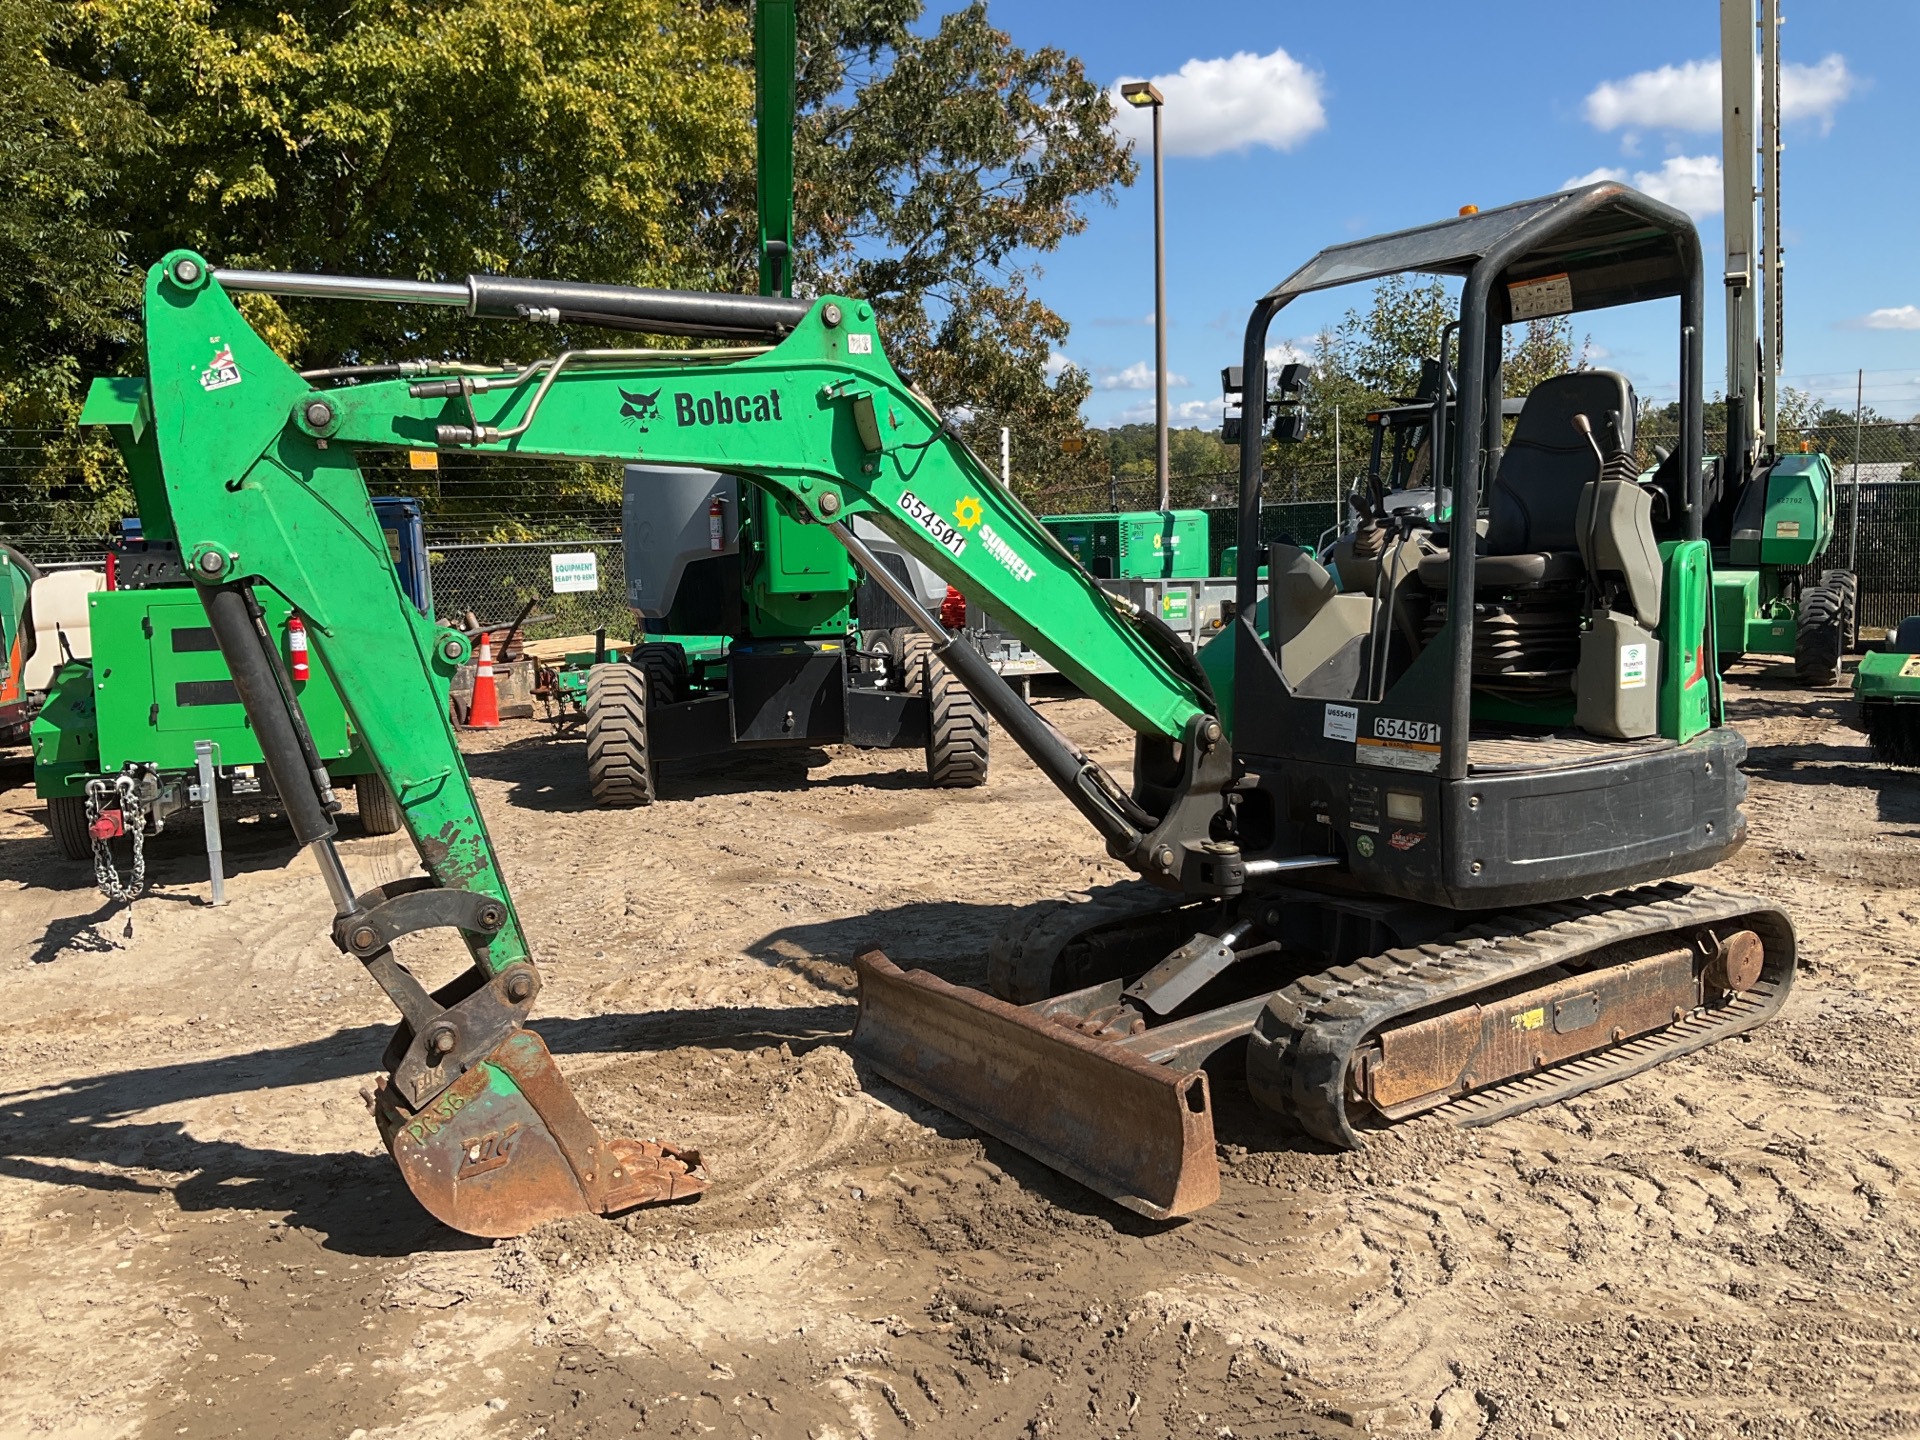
[1122,80,1169,512]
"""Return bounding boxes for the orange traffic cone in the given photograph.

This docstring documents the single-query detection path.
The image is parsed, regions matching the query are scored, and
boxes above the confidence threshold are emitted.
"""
[466,631,501,729]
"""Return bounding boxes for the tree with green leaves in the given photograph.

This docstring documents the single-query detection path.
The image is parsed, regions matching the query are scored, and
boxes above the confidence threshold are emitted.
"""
[1270,275,1587,504]
[761,0,1134,500]
[0,0,150,537]
[8,0,1134,540]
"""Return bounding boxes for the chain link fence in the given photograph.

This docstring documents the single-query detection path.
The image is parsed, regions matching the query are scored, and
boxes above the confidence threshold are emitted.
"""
[8,417,1920,632]
[427,539,633,641]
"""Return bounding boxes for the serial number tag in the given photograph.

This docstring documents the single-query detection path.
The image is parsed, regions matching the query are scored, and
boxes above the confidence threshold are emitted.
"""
[1372,717,1441,744]
[898,490,968,558]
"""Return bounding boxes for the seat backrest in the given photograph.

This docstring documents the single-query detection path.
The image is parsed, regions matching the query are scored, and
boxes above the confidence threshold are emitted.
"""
[22,570,105,690]
[1485,371,1636,555]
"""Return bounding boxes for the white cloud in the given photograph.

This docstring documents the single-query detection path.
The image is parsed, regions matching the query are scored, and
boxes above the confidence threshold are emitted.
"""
[1044,350,1076,378]
[1110,48,1327,159]
[1097,360,1188,392]
[1266,338,1316,367]
[1861,306,1920,331]
[1564,155,1723,218]
[1582,54,1855,135]
[1113,396,1226,427]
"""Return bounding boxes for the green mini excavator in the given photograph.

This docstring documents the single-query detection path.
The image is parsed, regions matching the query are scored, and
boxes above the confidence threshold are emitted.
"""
[81,178,1793,1235]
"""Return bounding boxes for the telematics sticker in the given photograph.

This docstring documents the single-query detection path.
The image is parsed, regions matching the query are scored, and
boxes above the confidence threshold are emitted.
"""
[1324,703,1358,742]
[1620,642,1649,690]
[898,491,967,558]
[1356,716,1442,773]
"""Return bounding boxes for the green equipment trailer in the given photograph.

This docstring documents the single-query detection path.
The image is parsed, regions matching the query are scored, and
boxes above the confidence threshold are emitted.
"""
[1852,617,1920,765]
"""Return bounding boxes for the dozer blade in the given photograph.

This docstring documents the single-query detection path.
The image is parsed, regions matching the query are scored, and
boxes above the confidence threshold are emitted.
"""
[852,951,1219,1220]
[373,1028,707,1239]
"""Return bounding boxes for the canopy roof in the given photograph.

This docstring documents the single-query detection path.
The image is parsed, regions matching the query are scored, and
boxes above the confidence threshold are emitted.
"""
[1266,183,1696,318]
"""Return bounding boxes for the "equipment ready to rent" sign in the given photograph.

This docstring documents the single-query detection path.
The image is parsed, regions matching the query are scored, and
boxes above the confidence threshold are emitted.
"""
[551,552,600,594]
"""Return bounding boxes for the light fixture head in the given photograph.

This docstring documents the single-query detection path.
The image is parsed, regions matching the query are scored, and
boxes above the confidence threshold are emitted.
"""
[1120,81,1164,108]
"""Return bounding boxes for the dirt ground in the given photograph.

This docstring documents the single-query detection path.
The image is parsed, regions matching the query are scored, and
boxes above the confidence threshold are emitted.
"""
[2,670,1918,1440]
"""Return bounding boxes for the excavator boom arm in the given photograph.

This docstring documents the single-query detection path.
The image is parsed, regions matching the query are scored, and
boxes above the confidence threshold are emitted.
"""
[146,258,1213,751]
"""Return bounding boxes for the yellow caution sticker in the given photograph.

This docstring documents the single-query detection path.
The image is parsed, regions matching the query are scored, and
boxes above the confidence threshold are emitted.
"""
[1510,1006,1547,1032]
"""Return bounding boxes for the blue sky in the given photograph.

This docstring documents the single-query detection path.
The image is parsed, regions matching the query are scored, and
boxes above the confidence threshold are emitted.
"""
[970,0,1920,428]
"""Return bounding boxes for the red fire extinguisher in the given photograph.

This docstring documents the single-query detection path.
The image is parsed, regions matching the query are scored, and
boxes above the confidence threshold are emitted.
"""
[709,495,725,551]
[288,614,310,682]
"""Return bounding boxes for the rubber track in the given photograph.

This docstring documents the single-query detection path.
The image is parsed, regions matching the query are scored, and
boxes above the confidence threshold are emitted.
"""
[1246,882,1797,1148]
[585,662,655,807]
[985,881,1191,1004]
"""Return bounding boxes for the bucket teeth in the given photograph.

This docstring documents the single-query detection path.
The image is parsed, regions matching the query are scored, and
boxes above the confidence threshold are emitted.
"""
[375,1027,706,1238]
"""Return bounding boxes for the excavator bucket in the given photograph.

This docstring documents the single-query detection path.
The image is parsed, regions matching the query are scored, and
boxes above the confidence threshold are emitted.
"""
[851,951,1219,1220]
[373,1029,707,1238]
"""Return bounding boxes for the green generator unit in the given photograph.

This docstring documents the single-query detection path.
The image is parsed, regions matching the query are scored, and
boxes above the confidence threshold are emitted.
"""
[1042,510,1208,580]
[29,445,433,864]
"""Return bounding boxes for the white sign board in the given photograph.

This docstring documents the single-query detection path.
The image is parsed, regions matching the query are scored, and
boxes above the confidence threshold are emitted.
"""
[551,551,600,594]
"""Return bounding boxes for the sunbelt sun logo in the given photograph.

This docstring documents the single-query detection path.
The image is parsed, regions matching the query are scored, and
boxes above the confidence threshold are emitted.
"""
[675,388,784,427]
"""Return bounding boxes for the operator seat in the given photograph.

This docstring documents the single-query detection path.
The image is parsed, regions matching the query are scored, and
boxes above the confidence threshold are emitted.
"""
[21,569,104,691]
[1416,370,1637,592]
[1411,370,1663,711]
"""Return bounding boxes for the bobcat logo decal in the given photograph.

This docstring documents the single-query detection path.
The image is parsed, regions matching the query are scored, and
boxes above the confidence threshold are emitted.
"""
[618,386,662,431]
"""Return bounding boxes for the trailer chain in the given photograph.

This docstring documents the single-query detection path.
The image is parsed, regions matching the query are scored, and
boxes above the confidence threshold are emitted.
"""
[1245,882,1797,1148]
[86,769,152,903]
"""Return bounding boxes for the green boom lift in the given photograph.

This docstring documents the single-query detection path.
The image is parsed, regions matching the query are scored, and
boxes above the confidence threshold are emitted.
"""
[571,0,987,806]
[1707,0,1852,683]
[80,178,1795,1237]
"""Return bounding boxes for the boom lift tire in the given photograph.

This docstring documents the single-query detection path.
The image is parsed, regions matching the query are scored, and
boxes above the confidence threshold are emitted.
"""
[355,772,405,836]
[47,794,90,861]
[1823,569,1859,652]
[635,643,686,707]
[1794,580,1848,686]
[901,631,987,789]
[585,662,656,807]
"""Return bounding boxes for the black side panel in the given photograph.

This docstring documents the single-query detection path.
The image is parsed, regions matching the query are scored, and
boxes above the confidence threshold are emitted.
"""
[1442,730,1747,907]
[854,555,919,633]
[846,686,927,748]
[729,644,847,746]
[1247,726,1749,911]
[662,554,743,638]
[645,693,735,761]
